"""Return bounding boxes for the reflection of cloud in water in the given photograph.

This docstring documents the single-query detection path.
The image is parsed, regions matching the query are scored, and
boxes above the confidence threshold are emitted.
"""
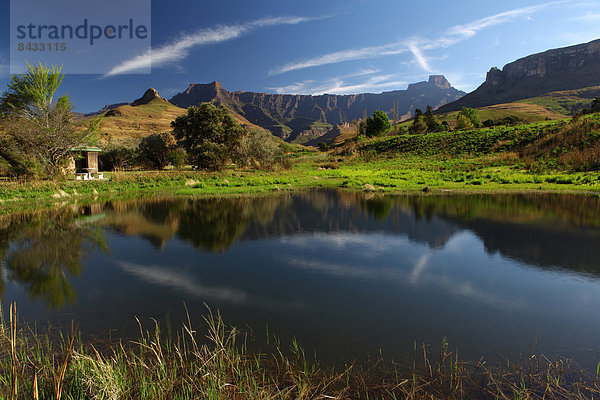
[410,253,431,284]
[116,261,306,310]
[283,253,529,312]
[279,232,409,254]
[118,261,249,304]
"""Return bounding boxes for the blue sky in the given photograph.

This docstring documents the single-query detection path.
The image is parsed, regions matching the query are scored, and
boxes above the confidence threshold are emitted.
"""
[1,0,599,113]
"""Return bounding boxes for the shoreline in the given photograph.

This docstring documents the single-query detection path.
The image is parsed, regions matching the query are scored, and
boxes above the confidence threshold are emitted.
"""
[2,164,600,214]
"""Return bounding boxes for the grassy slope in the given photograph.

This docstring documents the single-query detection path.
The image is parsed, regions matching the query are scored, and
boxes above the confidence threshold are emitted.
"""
[78,98,263,146]
[517,85,600,115]
[78,99,187,144]
[406,102,563,130]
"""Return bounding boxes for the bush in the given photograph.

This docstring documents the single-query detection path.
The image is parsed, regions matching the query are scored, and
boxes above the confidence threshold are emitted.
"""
[168,148,187,170]
[456,114,475,130]
[99,145,137,171]
[138,132,178,170]
[236,129,285,170]
[458,107,480,128]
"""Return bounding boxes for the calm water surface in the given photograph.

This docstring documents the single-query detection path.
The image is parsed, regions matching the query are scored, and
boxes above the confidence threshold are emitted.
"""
[2,191,600,366]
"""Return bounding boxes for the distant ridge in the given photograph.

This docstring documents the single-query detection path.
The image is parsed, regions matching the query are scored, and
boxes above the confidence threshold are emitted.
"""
[438,39,600,113]
[169,76,465,141]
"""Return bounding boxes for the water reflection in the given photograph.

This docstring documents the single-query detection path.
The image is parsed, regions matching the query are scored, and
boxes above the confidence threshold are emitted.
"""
[2,190,600,364]
[0,206,107,308]
[2,191,600,310]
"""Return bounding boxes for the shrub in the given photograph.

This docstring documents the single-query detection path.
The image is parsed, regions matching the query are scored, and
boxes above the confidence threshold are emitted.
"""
[99,145,137,171]
[138,132,178,170]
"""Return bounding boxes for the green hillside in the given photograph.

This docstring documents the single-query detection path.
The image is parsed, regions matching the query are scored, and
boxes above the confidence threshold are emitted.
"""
[517,86,600,115]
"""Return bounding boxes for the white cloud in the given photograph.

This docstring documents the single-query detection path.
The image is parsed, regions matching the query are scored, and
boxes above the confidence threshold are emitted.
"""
[268,71,407,95]
[573,12,600,21]
[104,15,327,77]
[269,42,408,75]
[407,42,432,72]
[269,1,568,75]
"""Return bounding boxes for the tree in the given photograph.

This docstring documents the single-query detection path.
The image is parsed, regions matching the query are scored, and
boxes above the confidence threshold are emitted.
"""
[456,114,475,130]
[365,110,392,137]
[235,129,285,169]
[458,107,480,128]
[0,63,101,177]
[171,103,247,171]
[409,114,428,135]
[424,105,441,132]
[138,132,178,169]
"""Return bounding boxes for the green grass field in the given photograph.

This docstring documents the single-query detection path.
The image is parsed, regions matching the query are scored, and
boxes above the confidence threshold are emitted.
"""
[3,112,600,214]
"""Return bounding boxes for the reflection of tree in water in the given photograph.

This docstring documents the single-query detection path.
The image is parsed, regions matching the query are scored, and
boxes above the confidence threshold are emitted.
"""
[0,209,107,309]
[177,197,280,252]
[360,195,393,221]
[102,198,187,250]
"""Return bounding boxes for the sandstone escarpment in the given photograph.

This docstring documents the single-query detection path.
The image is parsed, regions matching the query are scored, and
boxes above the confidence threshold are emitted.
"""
[169,76,465,140]
[438,39,600,112]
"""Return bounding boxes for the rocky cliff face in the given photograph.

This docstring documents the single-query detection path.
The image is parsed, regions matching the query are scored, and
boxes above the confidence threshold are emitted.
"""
[169,76,465,140]
[438,39,600,112]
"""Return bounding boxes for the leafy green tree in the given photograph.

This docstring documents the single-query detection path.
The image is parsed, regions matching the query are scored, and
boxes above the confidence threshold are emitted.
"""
[0,63,101,177]
[456,114,475,130]
[365,110,392,137]
[458,107,480,128]
[138,132,178,169]
[171,103,247,171]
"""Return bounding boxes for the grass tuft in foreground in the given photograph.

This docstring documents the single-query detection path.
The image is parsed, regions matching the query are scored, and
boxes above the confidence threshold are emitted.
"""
[1,303,599,399]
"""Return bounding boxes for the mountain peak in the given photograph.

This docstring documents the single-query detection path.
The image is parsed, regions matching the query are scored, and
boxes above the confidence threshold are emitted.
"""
[132,88,166,107]
[428,75,451,89]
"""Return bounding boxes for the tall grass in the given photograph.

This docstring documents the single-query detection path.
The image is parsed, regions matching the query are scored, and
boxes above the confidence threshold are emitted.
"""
[1,303,599,399]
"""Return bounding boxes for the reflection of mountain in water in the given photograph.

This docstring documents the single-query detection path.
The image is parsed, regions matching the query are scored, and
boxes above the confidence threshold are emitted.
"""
[100,191,600,277]
[100,191,461,251]
[2,191,600,310]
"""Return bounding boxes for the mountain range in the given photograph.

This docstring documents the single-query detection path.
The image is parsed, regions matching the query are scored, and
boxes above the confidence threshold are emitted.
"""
[86,38,600,145]
[438,38,600,113]
[168,76,465,141]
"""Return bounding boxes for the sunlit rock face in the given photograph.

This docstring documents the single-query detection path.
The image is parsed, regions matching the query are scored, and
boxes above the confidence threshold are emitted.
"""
[438,38,600,112]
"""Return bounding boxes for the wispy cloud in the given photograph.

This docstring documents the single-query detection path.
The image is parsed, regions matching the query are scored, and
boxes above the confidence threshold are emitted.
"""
[268,71,407,95]
[104,15,327,77]
[269,1,567,75]
[407,42,432,72]
[572,12,600,21]
[270,42,408,75]
[118,261,250,303]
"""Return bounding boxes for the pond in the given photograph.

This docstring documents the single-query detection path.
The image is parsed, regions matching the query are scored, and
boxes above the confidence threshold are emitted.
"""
[2,190,600,367]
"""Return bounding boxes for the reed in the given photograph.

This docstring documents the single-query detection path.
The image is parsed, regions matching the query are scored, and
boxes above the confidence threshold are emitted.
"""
[0,303,599,399]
